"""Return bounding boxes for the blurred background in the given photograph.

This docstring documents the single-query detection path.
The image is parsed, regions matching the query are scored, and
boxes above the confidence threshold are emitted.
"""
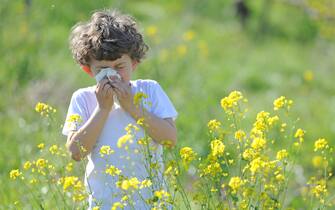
[1,0,335,207]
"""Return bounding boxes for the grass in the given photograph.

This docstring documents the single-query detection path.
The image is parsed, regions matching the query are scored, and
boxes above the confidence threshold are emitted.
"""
[1,0,334,208]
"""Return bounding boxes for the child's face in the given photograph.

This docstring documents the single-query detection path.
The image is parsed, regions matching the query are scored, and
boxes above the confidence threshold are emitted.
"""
[89,54,138,83]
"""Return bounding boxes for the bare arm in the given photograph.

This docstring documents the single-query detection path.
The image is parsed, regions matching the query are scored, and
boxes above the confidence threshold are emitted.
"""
[129,106,177,147]
[66,108,110,161]
[112,80,177,147]
[66,78,115,161]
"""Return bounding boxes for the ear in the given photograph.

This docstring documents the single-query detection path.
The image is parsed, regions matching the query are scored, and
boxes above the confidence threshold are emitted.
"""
[131,60,139,71]
[81,65,93,77]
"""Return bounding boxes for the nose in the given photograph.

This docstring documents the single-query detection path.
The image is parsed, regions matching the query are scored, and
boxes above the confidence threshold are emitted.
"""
[109,73,121,80]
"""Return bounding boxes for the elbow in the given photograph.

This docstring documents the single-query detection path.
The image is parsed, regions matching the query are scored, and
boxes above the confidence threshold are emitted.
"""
[169,129,177,148]
[66,140,83,162]
[66,144,82,162]
[163,134,177,148]
[169,134,177,148]
[71,153,82,162]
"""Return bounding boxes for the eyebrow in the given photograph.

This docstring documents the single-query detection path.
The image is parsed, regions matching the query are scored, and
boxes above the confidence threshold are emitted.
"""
[114,63,124,67]
[97,63,124,69]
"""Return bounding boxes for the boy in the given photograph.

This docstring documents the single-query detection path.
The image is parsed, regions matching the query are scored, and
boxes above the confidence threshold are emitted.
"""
[62,9,178,209]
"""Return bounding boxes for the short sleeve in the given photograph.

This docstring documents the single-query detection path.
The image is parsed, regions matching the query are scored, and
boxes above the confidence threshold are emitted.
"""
[62,91,89,136]
[150,81,178,121]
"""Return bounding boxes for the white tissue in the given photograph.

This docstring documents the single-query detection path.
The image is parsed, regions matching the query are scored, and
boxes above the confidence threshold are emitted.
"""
[94,67,121,108]
[95,68,121,83]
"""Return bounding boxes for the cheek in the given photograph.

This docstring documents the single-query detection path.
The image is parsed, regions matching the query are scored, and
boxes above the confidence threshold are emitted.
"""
[117,72,128,81]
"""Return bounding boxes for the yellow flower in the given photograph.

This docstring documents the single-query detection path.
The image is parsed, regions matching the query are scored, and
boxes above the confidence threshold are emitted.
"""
[35,102,56,117]
[273,96,293,111]
[73,192,86,201]
[67,114,82,123]
[207,119,221,133]
[23,161,32,170]
[180,147,197,165]
[146,25,158,37]
[210,139,225,157]
[239,199,249,209]
[37,143,45,150]
[276,149,288,160]
[229,177,244,193]
[311,179,327,198]
[140,179,152,189]
[136,118,145,126]
[121,195,129,202]
[249,157,264,174]
[280,123,287,132]
[137,138,147,145]
[202,162,222,177]
[252,111,271,134]
[66,114,83,130]
[117,134,132,148]
[275,174,285,182]
[125,123,139,133]
[234,130,246,141]
[273,96,285,110]
[154,190,170,199]
[9,169,22,180]
[35,158,47,169]
[268,115,279,126]
[66,162,73,172]
[133,92,148,106]
[60,176,80,191]
[105,165,122,176]
[111,202,124,210]
[49,145,58,155]
[211,187,218,192]
[92,207,100,210]
[220,91,243,114]
[294,128,305,139]
[30,178,37,184]
[99,145,114,157]
[120,177,140,191]
[314,138,328,152]
[251,137,266,150]
[242,148,257,161]
[182,30,195,41]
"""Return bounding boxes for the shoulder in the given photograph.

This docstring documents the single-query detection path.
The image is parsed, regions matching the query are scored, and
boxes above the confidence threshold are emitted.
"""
[72,85,95,97]
[131,79,159,88]
[131,79,162,94]
[71,85,96,101]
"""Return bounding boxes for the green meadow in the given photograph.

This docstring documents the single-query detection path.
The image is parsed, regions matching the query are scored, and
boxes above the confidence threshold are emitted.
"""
[1,0,335,209]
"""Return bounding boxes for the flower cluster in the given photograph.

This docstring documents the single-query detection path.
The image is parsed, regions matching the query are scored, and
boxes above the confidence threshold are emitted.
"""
[9,90,334,209]
[35,102,56,117]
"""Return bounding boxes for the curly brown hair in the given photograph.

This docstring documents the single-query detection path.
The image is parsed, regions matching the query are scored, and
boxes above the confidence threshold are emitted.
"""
[69,9,149,66]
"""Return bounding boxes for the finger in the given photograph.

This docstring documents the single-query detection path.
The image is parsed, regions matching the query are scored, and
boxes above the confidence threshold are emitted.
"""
[110,80,122,91]
[113,80,128,95]
[102,83,112,98]
[107,87,114,98]
[113,87,122,98]
[96,79,110,93]
[99,78,110,89]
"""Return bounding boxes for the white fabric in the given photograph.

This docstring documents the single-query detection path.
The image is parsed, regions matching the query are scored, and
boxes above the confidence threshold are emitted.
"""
[62,79,177,209]
[94,68,121,83]
[94,68,121,106]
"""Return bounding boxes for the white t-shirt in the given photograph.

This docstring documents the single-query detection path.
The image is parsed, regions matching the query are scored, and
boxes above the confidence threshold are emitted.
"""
[62,79,178,209]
